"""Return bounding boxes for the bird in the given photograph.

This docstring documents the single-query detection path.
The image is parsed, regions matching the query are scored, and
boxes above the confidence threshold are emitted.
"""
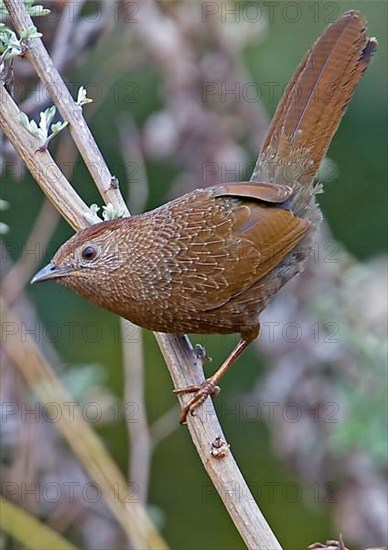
[31,12,376,423]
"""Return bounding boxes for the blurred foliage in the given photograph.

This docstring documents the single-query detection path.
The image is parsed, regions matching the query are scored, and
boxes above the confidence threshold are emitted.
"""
[0,499,77,550]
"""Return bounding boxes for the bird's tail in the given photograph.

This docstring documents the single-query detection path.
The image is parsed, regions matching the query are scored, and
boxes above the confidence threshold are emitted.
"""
[251,10,377,219]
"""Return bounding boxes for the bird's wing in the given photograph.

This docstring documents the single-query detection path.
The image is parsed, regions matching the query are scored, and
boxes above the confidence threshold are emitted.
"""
[151,186,310,312]
[213,182,293,203]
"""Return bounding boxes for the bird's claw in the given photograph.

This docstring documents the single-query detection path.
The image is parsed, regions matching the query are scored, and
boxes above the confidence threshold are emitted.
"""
[173,379,220,423]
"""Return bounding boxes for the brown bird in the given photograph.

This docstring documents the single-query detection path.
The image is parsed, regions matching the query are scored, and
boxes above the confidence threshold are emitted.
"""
[32,12,376,423]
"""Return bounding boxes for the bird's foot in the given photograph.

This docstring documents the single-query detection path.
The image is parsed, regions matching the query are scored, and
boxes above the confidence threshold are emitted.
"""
[173,379,220,424]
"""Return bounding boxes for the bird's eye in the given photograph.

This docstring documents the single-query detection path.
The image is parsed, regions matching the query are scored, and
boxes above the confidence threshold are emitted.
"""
[81,245,97,261]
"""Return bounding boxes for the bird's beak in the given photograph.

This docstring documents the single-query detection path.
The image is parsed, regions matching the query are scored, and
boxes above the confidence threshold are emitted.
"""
[30,263,71,284]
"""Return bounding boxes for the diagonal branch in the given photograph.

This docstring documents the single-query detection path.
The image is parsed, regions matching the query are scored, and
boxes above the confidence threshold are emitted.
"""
[1,1,282,547]
[0,88,88,230]
[0,298,167,550]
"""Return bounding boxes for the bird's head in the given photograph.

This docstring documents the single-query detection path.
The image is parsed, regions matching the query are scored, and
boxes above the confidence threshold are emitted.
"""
[31,219,127,296]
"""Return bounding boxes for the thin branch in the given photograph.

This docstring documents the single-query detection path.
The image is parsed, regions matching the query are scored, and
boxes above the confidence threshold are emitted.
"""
[119,114,149,215]
[0,498,77,550]
[1,135,77,301]
[150,405,181,450]
[1,130,80,304]
[1,198,58,304]
[1,2,283,547]
[0,88,88,230]
[0,298,168,550]
[20,0,86,114]
[4,0,127,213]
[121,319,151,505]
[119,121,152,504]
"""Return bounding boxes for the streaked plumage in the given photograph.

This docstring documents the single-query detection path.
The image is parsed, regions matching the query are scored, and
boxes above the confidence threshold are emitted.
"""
[32,12,376,422]
[49,182,310,335]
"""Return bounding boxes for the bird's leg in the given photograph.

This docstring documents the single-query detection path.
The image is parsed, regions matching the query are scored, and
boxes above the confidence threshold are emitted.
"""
[174,325,260,423]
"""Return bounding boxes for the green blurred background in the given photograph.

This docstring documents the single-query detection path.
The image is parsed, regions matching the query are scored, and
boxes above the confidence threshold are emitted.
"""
[1,1,387,549]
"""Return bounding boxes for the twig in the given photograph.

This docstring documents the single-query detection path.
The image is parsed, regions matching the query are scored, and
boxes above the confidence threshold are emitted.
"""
[4,0,127,213]
[1,129,80,304]
[0,498,77,550]
[119,121,152,504]
[20,0,86,114]
[119,114,149,215]
[150,405,181,450]
[0,298,168,550]
[1,2,283,547]
[121,319,151,505]
[1,199,57,303]
[0,88,88,230]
